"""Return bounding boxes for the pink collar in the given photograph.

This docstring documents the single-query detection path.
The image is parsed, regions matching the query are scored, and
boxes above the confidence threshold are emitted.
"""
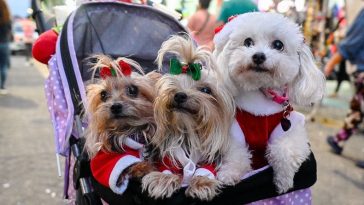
[260,86,289,105]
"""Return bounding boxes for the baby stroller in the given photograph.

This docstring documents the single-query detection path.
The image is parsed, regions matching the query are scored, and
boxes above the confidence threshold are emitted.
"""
[32,1,317,205]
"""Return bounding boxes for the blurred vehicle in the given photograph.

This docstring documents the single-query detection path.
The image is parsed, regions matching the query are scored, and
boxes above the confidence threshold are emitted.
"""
[10,19,38,54]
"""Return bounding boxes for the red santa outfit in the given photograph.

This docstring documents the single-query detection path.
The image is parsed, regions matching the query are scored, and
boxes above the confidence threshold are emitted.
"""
[230,90,305,172]
[236,109,284,169]
[90,136,144,194]
[157,147,217,187]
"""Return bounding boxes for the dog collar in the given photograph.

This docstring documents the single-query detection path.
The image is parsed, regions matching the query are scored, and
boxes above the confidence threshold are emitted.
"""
[260,86,289,105]
[260,86,292,131]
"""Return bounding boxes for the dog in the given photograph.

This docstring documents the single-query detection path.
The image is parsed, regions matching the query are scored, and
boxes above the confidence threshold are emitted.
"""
[84,55,160,194]
[141,36,251,201]
[213,12,325,193]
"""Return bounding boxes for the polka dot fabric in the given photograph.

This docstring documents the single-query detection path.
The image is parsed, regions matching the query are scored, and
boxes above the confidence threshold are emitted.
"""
[248,189,311,205]
[45,56,73,156]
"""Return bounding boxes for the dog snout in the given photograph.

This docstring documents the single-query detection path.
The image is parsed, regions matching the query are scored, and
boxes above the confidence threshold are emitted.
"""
[252,52,266,65]
[110,103,123,114]
[174,92,188,104]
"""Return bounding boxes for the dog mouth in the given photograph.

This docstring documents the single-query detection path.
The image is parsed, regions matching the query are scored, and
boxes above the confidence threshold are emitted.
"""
[248,65,270,73]
[170,104,197,115]
[111,113,133,119]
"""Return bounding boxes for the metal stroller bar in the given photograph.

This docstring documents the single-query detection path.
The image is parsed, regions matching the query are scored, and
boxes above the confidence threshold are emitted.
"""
[31,0,51,34]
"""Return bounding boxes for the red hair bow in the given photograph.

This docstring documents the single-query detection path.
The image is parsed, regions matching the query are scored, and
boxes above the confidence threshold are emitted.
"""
[99,60,132,79]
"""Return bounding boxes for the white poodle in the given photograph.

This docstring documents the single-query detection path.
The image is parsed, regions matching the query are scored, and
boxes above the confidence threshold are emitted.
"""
[213,12,325,193]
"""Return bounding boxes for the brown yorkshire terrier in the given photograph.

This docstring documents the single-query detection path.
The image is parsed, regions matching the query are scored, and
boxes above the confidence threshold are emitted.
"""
[142,36,251,201]
[84,55,161,195]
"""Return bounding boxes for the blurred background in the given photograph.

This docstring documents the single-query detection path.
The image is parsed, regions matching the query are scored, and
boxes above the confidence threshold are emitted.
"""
[0,0,363,204]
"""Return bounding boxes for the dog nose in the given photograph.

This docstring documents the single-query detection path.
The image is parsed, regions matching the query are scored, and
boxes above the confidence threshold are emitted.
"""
[110,103,123,114]
[174,92,188,104]
[252,52,266,65]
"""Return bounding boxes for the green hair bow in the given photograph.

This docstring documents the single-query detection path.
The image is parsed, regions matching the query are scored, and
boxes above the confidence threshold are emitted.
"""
[169,58,202,81]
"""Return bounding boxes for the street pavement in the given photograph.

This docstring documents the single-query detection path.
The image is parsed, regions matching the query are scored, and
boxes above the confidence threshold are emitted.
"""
[0,56,64,205]
[0,56,364,204]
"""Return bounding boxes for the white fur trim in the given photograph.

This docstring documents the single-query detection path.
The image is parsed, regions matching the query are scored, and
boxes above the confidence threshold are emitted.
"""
[269,111,305,143]
[235,90,284,116]
[194,168,215,179]
[123,137,144,150]
[109,155,142,194]
[162,170,173,174]
[230,119,246,146]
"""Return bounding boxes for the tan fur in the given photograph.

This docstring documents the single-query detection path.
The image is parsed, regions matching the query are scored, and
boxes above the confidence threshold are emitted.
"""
[127,161,155,178]
[153,74,234,164]
[84,55,159,159]
[153,35,234,164]
[185,176,222,201]
[142,35,248,201]
[142,172,182,199]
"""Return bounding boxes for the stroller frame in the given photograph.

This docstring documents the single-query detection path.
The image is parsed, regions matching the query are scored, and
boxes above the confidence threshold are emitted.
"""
[32,1,317,205]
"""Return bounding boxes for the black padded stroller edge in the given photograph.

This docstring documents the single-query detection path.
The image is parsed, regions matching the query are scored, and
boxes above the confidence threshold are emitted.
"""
[92,151,317,205]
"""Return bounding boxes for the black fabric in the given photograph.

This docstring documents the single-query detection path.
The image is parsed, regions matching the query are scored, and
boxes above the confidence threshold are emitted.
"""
[0,21,11,43]
[92,152,317,205]
[70,2,187,82]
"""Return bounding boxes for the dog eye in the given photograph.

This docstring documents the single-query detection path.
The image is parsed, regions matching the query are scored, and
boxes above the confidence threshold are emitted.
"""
[244,38,254,47]
[272,40,284,51]
[199,87,212,95]
[127,85,138,97]
[100,90,109,102]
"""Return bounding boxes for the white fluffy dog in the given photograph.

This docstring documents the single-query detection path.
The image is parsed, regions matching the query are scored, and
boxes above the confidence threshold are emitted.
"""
[213,12,325,193]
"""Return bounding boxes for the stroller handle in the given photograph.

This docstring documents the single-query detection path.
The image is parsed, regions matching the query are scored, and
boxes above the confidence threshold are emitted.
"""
[31,0,51,34]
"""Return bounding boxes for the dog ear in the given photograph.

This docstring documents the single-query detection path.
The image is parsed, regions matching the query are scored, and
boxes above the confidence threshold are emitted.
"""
[288,44,325,106]
[213,25,233,57]
[86,83,104,113]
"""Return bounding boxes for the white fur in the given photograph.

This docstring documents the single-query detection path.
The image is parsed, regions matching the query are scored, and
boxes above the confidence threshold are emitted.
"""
[235,90,283,116]
[266,124,310,193]
[213,12,324,193]
[217,137,252,185]
[214,12,325,106]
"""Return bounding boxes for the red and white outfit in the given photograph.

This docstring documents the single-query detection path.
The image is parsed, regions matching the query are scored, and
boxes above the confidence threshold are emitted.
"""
[231,90,305,172]
[157,147,217,187]
[90,137,144,194]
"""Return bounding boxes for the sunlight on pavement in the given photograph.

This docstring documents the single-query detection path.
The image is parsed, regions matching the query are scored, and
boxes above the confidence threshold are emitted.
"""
[33,59,49,79]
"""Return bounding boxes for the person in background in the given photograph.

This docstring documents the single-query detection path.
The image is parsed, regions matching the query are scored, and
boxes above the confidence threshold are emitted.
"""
[23,17,36,66]
[187,0,216,50]
[0,0,11,95]
[217,0,257,24]
[325,8,364,168]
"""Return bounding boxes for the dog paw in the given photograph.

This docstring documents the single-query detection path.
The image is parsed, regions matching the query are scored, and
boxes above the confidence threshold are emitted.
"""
[217,170,241,186]
[185,176,221,201]
[128,161,155,178]
[273,173,294,194]
[142,172,181,199]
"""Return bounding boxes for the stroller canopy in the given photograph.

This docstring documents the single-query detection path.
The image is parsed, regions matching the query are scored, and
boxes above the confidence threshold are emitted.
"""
[47,1,187,156]
[71,2,187,81]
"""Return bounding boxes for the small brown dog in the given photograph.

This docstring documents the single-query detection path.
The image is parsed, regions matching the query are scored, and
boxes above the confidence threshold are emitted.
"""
[84,55,160,194]
[142,36,251,201]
